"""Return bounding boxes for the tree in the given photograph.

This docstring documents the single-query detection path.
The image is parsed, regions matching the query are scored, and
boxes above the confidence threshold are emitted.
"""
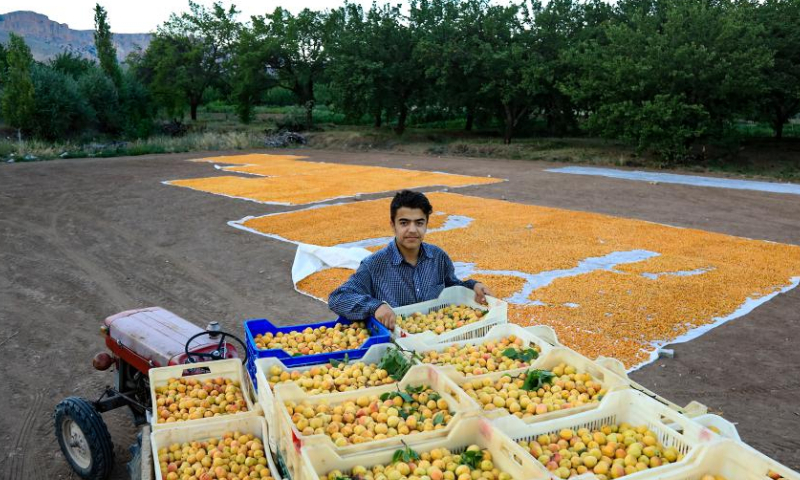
[568,0,771,159]
[142,1,240,120]
[476,3,535,144]
[755,0,800,139]
[250,7,329,129]
[0,43,8,88]
[50,51,95,79]
[78,67,121,133]
[1,34,36,139]
[94,4,122,87]
[30,64,92,140]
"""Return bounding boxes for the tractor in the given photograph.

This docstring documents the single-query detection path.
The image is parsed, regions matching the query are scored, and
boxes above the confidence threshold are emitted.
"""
[54,307,249,480]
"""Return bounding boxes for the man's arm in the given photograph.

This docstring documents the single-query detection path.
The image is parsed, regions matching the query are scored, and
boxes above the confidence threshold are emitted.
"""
[328,261,385,321]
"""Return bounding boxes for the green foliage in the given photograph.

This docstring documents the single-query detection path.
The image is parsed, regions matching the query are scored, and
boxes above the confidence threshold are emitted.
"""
[0,43,10,87]
[118,71,155,138]
[568,0,771,159]
[30,64,91,140]
[376,347,413,380]
[521,369,556,391]
[94,4,122,87]
[754,0,800,139]
[249,7,330,129]
[2,34,36,133]
[50,51,95,79]
[78,67,121,133]
[501,347,539,363]
[143,1,241,120]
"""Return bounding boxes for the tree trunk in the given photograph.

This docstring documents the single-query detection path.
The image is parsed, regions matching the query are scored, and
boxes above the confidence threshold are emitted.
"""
[305,100,315,130]
[373,111,382,128]
[17,128,22,143]
[503,105,514,145]
[465,107,474,132]
[190,100,199,121]
[776,121,784,140]
[394,104,408,135]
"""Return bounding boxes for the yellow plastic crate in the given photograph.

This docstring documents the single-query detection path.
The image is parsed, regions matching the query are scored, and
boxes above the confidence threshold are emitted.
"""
[299,415,549,480]
[148,358,256,431]
[451,346,632,424]
[647,439,800,480]
[254,343,413,451]
[392,286,508,343]
[397,323,557,379]
[150,415,281,480]
[274,364,481,480]
[492,389,721,480]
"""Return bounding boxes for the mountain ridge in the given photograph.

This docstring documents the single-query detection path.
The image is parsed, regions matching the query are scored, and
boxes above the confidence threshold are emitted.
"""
[0,10,151,62]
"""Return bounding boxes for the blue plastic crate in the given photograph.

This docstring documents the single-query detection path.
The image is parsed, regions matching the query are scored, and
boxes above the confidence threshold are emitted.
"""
[243,316,391,367]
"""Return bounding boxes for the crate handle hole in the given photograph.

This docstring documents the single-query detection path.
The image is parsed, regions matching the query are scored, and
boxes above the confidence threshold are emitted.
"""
[181,366,211,376]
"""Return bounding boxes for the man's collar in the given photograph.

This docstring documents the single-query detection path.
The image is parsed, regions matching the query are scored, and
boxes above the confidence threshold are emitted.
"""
[390,239,432,265]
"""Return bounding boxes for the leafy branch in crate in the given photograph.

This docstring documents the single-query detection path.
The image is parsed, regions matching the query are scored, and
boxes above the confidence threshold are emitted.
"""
[377,347,413,380]
[502,347,539,363]
[459,448,485,469]
[521,369,556,391]
[329,353,351,368]
[393,441,421,463]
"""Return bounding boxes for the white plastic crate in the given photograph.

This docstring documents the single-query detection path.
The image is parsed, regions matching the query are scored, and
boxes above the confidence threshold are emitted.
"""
[675,414,740,442]
[148,358,256,431]
[452,347,632,423]
[254,343,414,450]
[594,356,710,418]
[299,415,550,480]
[493,389,720,480]
[392,286,508,343]
[642,439,800,480]
[397,323,557,379]
[274,364,481,480]
[150,415,281,480]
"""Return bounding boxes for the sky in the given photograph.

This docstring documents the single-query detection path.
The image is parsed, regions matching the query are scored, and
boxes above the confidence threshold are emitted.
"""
[0,0,380,33]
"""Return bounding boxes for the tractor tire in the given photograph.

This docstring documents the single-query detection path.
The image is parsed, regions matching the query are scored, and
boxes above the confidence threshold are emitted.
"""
[55,397,115,480]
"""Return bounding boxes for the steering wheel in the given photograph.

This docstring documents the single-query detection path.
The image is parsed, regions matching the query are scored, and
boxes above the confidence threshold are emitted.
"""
[184,323,249,365]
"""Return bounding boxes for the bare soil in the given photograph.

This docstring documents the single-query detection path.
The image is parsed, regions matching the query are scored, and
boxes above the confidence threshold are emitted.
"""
[1,148,798,479]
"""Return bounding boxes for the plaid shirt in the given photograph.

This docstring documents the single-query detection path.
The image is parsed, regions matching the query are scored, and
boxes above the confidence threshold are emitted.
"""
[328,240,477,320]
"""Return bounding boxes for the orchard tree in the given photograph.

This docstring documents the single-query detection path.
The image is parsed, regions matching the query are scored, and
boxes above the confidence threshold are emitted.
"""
[94,4,122,87]
[1,34,35,140]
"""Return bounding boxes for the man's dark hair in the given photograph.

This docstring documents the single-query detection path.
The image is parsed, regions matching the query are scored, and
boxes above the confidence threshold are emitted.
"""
[390,190,433,221]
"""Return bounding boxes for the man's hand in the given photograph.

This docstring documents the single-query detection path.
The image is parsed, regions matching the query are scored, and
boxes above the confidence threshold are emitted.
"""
[374,303,397,330]
[473,282,492,305]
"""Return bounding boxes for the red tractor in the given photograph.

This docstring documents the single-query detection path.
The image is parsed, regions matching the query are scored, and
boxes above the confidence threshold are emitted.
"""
[54,307,249,480]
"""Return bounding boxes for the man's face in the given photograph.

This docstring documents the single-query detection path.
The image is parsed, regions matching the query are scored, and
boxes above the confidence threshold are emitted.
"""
[391,207,428,251]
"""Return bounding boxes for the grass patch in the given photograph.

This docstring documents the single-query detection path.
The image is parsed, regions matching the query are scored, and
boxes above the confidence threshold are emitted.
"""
[0,131,266,162]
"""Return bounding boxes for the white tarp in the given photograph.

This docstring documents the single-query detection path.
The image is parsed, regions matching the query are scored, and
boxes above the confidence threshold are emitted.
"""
[546,166,800,195]
[291,243,371,285]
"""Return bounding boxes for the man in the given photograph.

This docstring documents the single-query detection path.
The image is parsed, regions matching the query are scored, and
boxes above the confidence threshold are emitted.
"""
[328,190,492,330]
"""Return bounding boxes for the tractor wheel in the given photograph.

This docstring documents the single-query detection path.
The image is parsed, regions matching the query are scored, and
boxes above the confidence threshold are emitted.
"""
[55,397,114,480]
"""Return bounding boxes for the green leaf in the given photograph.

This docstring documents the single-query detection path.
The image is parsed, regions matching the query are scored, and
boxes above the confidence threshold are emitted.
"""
[399,392,414,404]
[405,384,425,394]
[392,449,404,463]
[502,347,539,363]
[521,369,555,391]
[460,450,483,469]
[378,348,412,380]
[428,392,441,402]
[433,412,445,425]
[380,392,392,402]
[502,348,519,360]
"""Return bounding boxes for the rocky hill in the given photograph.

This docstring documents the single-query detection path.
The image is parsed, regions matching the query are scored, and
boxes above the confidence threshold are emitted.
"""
[0,11,151,62]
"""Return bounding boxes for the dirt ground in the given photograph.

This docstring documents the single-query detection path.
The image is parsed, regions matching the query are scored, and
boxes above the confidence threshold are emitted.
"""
[1,148,798,479]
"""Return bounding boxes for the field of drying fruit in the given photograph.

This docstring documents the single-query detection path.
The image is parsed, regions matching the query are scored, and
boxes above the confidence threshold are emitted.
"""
[1,149,799,480]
